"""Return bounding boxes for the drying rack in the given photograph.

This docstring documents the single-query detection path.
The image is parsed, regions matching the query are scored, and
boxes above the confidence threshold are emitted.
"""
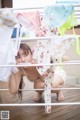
[0,5,80,113]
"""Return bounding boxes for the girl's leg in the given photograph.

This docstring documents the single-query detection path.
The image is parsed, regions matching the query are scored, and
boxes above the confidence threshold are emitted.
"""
[33,79,44,101]
[8,71,22,95]
[51,74,64,101]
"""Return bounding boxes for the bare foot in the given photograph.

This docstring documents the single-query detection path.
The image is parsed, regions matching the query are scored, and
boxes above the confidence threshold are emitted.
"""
[33,92,42,102]
[57,90,64,101]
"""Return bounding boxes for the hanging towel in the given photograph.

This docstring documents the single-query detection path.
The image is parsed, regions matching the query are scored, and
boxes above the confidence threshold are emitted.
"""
[0,26,17,81]
[0,8,19,82]
[16,11,41,37]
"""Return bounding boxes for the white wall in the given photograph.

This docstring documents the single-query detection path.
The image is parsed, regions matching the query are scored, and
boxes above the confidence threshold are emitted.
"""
[0,0,1,8]
[13,0,56,8]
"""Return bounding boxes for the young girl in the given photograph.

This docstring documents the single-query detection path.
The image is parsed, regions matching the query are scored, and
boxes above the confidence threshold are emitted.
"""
[9,43,67,101]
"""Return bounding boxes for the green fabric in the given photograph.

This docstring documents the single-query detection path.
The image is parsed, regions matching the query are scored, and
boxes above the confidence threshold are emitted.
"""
[58,13,78,35]
[58,12,80,56]
[72,27,80,55]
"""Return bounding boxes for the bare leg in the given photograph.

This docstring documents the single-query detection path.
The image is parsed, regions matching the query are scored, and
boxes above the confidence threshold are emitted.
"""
[8,71,22,95]
[33,75,64,101]
[51,75,64,101]
[56,90,64,101]
[33,79,44,102]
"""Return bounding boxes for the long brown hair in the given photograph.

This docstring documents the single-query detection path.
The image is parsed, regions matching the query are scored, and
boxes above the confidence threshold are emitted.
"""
[17,43,32,57]
[17,43,32,100]
[18,76,24,100]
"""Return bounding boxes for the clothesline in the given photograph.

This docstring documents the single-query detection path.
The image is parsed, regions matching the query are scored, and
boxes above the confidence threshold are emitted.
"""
[0,61,80,67]
[11,35,80,41]
[0,88,80,91]
[1,102,80,106]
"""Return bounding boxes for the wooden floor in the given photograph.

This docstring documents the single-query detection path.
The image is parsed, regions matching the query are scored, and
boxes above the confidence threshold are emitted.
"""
[0,80,80,120]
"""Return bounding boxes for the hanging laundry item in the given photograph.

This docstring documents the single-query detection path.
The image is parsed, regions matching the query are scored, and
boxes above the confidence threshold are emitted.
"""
[0,8,20,82]
[0,8,17,27]
[58,13,78,35]
[44,5,74,30]
[33,40,52,113]
[16,11,41,37]
[51,37,76,61]
[33,40,51,74]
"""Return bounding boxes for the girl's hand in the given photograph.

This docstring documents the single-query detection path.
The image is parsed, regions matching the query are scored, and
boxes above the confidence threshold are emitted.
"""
[31,59,36,64]
[16,58,21,64]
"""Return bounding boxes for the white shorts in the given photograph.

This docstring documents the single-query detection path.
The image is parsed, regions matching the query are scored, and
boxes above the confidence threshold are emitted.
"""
[54,66,67,82]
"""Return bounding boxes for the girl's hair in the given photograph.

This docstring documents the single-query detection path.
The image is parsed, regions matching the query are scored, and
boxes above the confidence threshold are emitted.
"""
[17,43,32,100]
[18,76,23,100]
[19,43,32,55]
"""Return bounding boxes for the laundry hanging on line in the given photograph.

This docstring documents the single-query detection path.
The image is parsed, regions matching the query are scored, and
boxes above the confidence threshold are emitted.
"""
[0,8,20,82]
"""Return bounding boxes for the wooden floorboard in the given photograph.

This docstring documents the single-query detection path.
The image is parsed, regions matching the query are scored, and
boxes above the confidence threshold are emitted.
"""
[67,114,80,120]
[0,81,80,120]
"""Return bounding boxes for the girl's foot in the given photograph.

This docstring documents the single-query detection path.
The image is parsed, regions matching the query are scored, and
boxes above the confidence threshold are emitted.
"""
[57,90,64,101]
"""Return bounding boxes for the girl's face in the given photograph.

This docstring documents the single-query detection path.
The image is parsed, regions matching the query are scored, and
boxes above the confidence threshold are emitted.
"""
[16,49,32,63]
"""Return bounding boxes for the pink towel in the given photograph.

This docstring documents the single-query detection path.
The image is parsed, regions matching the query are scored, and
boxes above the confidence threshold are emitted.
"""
[16,11,41,32]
